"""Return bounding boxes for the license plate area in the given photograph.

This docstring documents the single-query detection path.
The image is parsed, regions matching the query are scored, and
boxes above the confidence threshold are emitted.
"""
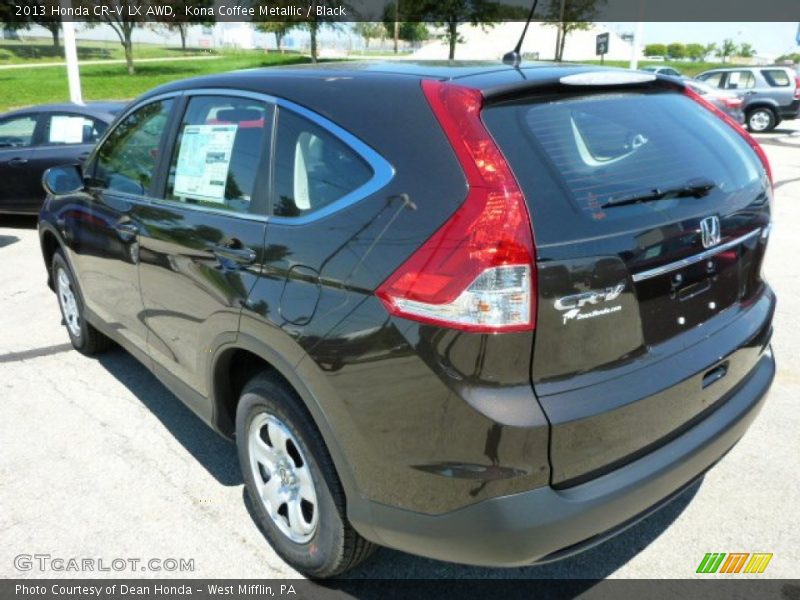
[635,246,740,346]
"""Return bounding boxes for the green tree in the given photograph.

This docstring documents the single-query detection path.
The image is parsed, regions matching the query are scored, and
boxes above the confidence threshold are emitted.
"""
[162,0,215,50]
[644,43,668,57]
[666,42,686,59]
[257,22,296,53]
[704,42,718,60]
[685,43,705,61]
[76,0,147,74]
[353,22,385,48]
[544,0,603,62]
[399,22,429,44]
[738,42,756,58]
[720,38,737,63]
[402,0,511,60]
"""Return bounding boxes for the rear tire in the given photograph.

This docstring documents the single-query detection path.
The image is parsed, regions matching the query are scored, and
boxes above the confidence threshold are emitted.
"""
[52,250,111,355]
[236,372,376,578]
[746,107,776,133]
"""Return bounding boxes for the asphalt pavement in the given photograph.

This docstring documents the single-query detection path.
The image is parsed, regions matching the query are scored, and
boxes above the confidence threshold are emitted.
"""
[0,122,798,580]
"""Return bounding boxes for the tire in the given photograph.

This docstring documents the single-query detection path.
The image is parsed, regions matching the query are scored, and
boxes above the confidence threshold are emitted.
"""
[236,372,376,578]
[51,250,111,355]
[746,107,776,133]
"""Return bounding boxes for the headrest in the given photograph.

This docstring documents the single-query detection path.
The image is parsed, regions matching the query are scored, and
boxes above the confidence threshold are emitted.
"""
[215,108,263,123]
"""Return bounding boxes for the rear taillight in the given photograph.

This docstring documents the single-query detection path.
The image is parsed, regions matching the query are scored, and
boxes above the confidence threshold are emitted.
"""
[794,76,800,100]
[375,80,536,333]
[684,85,772,187]
[721,96,743,109]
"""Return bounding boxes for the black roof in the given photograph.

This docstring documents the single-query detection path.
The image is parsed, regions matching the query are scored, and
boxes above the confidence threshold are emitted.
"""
[144,60,601,97]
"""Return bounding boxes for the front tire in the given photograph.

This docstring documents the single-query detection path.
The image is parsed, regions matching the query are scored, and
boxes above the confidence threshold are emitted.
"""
[52,251,111,355]
[746,107,776,133]
[236,372,376,578]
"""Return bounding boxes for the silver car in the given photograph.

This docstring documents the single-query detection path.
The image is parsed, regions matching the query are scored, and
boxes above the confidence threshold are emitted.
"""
[696,66,800,132]
[684,80,745,124]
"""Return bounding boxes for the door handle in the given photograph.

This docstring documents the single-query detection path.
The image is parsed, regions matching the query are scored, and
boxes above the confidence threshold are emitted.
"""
[114,221,139,242]
[8,157,28,167]
[213,239,257,265]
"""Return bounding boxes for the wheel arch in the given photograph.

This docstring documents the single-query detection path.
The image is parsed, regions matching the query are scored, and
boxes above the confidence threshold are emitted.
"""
[208,333,367,527]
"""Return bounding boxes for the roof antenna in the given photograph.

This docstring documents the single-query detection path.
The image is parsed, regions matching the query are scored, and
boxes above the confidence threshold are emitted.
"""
[502,0,539,67]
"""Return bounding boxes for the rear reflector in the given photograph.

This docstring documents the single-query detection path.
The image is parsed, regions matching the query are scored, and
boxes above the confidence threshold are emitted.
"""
[684,85,772,187]
[375,81,536,333]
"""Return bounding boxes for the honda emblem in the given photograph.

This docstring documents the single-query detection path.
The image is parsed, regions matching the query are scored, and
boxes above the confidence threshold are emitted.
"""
[700,216,721,249]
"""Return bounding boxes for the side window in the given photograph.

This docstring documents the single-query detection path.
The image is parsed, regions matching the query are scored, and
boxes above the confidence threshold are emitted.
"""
[95,99,173,196]
[273,108,373,218]
[725,71,755,90]
[698,72,723,88]
[166,96,271,215]
[42,114,108,145]
[0,115,37,148]
[761,69,791,87]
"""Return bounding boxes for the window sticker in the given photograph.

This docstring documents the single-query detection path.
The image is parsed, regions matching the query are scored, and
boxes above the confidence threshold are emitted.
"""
[49,116,86,144]
[173,124,238,203]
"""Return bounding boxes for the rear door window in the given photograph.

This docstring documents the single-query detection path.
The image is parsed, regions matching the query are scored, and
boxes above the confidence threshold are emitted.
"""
[724,71,756,90]
[165,96,271,215]
[42,113,108,145]
[483,91,764,243]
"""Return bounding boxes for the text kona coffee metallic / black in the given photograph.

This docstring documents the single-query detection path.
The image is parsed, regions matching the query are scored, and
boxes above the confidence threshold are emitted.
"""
[38,63,775,577]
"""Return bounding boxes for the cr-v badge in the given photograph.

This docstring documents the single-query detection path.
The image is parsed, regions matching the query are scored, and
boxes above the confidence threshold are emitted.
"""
[554,283,626,325]
[700,216,721,249]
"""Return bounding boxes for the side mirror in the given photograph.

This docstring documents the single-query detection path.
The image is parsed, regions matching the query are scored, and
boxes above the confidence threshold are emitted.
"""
[42,164,84,196]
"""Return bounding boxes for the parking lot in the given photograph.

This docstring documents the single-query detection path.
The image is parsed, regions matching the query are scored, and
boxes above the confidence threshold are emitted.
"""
[1,122,798,581]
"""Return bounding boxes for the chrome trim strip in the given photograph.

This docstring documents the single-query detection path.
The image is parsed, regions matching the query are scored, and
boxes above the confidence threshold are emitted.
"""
[631,228,762,282]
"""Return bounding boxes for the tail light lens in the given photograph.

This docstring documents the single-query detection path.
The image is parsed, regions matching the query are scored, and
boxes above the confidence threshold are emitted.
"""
[684,85,772,187]
[375,80,536,333]
[794,76,800,100]
[721,96,743,109]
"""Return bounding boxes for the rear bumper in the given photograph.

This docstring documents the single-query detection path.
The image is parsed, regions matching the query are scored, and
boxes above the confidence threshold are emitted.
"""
[778,99,800,120]
[351,349,774,567]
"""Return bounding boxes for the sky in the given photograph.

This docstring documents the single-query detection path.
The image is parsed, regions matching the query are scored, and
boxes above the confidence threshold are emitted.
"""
[606,22,800,58]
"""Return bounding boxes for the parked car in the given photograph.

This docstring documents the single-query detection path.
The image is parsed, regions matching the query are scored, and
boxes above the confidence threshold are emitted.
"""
[641,65,683,78]
[684,79,745,123]
[695,66,800,132]
[38,64,775,577]
[0,102,123,214]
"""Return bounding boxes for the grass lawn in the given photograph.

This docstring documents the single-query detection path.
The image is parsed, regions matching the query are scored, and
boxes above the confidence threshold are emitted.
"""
[0,53,312,112]
[0,38,211,64]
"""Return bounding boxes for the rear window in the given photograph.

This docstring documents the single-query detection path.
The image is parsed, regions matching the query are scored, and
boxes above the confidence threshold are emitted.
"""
[761,69,791,87]
[483,91,764,240]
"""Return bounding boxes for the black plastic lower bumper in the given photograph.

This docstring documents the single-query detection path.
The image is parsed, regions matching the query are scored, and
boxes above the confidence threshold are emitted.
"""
[350,349,775,567]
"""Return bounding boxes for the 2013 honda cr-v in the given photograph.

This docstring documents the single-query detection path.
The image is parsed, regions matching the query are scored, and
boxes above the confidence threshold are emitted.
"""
[38,63,776,577]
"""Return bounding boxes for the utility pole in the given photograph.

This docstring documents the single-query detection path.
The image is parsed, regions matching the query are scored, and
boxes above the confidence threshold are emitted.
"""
[60,1,82,104]
[630,21,643,70]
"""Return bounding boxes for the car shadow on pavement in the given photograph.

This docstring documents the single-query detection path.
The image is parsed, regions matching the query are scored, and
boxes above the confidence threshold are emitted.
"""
[0,234,20,249]
[0,215,38,230]
[96,347,242,487]
[338,478,701,583]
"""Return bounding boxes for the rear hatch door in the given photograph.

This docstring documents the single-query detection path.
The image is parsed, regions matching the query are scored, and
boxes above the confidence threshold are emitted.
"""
[482,78,772,486]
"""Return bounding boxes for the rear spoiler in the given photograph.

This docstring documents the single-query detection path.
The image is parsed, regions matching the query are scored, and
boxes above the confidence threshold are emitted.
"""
[479,68,685,103]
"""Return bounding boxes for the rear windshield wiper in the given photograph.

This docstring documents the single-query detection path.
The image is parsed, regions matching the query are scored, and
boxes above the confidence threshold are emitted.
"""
[600,178,716,209]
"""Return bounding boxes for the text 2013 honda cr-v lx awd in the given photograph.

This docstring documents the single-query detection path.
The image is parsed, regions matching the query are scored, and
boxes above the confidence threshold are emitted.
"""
[38,63,775,577]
